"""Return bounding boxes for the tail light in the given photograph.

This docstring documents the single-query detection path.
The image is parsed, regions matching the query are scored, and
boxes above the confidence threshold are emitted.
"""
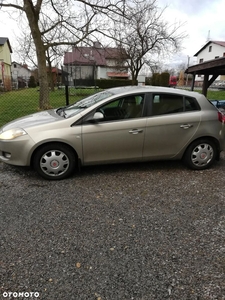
[218,111,225,123]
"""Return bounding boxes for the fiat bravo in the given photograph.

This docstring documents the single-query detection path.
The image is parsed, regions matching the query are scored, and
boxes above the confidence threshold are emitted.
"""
[0,86,224,180]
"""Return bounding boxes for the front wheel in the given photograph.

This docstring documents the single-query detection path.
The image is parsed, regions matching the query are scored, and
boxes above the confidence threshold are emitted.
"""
[33,143,76,180]
[183,139,217,170]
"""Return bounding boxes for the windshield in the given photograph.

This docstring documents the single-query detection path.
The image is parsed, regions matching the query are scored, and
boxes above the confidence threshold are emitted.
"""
[57,90,114,118]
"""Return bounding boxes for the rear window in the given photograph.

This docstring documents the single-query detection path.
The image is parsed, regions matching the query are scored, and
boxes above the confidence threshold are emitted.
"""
[152,94,200,116]
[185,97,200,111]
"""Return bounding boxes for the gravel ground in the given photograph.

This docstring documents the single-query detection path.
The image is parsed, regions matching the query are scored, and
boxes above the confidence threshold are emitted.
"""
[0,156,225,300]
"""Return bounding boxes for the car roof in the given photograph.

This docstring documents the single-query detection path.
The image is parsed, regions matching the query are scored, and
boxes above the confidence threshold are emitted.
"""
[107,86,203,98]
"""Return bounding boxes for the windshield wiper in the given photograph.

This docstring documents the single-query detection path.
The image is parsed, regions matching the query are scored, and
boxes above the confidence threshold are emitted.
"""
[56,107,67,118]
[77,105,88,108]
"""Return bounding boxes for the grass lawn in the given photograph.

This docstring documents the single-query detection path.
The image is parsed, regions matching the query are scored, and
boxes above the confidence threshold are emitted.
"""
[206,89,225,100]
[0,87,225,128]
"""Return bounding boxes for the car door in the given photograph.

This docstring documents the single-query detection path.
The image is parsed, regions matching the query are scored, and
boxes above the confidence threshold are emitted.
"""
[143,93,201,159]
[81,94,147,164]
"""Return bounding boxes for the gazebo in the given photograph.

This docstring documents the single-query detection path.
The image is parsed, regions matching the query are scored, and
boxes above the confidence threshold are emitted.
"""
[185,57,225,96]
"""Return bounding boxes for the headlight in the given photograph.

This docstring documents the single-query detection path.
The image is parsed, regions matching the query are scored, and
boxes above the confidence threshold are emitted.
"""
[0,128,27,140]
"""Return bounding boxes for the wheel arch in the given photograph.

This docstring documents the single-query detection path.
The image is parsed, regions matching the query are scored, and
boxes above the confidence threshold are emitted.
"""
[30,141,79,167]
[183,136,221,161]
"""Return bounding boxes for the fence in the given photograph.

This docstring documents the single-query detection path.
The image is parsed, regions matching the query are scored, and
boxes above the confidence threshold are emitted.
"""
[0,58,140,128]
[0,85,99,128]
[0,64,136,127]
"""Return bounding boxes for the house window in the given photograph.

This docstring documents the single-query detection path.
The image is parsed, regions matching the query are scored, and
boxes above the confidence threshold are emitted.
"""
[223,52,225,57]
[209,45,212,52]
[14,64,17,68]
[215,56,219,59]
[199,58,203,63]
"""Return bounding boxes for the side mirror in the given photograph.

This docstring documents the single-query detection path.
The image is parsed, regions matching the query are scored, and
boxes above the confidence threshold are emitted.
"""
[87,112,104,123]
[93,112,104,120]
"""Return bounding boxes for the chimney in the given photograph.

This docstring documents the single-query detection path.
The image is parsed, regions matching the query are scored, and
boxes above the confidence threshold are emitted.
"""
[93,42,102,49]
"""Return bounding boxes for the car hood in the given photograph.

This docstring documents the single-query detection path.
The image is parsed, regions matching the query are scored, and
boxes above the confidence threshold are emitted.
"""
[1,110,61,131]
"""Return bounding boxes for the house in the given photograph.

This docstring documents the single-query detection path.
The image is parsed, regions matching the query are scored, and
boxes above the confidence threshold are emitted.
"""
[0,37,12,91]
[194,41,225,84]
[63,42,129,86]
[11,62,32,88]
[29,66,62,88]
[46,66,62,86]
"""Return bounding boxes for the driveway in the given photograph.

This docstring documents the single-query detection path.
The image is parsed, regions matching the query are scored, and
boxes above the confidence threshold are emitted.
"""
[0,157,225,299]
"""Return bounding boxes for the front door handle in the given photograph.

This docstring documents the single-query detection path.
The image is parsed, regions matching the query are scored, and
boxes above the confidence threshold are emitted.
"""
[180,124,193,129]
[129,129,143,134]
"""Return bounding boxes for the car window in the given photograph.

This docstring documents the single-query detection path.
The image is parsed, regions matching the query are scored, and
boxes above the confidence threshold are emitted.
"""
[152,94,199,116]
[96,94,145,121]
[184,96,200,111]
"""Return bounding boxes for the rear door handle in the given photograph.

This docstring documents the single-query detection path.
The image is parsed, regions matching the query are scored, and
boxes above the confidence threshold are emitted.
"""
[129,129,143,134]
[180,124,193,129]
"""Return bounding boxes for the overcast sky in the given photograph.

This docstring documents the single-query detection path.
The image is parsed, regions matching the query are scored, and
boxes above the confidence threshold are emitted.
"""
[0,0,224,66]
[158,0,225,62]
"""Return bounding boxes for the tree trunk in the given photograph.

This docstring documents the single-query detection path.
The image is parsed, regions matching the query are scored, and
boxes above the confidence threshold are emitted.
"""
[46,56,55,92]
[36,44,50,109]
[23,0,50,110]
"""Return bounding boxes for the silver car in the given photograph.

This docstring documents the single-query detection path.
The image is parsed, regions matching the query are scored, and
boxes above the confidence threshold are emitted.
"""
[0,86,225,180]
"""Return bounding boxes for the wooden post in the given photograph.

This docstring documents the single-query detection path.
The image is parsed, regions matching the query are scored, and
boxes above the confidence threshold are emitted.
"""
[202,74,209,96]
[191,73,196,91]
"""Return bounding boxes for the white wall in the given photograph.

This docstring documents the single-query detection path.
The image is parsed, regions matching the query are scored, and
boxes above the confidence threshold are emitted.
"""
[97,66,107,79]
[195,43,225,82]
[11,63,31,80]
[196,43,225,63]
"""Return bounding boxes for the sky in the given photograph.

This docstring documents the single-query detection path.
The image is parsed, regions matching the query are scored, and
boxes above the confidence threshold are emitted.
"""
[0,0,225,68]
[158,0,225,67]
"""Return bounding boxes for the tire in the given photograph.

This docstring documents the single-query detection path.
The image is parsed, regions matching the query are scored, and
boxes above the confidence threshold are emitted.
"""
[33,143,76,180]
[183,139,217,170]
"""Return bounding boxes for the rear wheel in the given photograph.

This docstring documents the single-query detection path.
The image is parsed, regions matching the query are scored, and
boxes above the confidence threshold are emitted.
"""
[33,143,76,180]
[183,139,217,170]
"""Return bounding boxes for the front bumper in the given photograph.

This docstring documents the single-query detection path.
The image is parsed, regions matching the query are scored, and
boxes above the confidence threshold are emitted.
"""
[0,135,35,166]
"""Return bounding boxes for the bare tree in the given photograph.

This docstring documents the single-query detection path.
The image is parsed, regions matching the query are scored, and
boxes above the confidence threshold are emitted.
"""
[15,28,71,92]
[0,0,126,109]
[109,0,186,84]
[15,32,37,67]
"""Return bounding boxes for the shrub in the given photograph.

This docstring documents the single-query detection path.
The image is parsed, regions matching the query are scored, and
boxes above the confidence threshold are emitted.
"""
[28,76,37,88]
[160,72,170,87]
[147,72,170,87]
[96,79,136,89]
